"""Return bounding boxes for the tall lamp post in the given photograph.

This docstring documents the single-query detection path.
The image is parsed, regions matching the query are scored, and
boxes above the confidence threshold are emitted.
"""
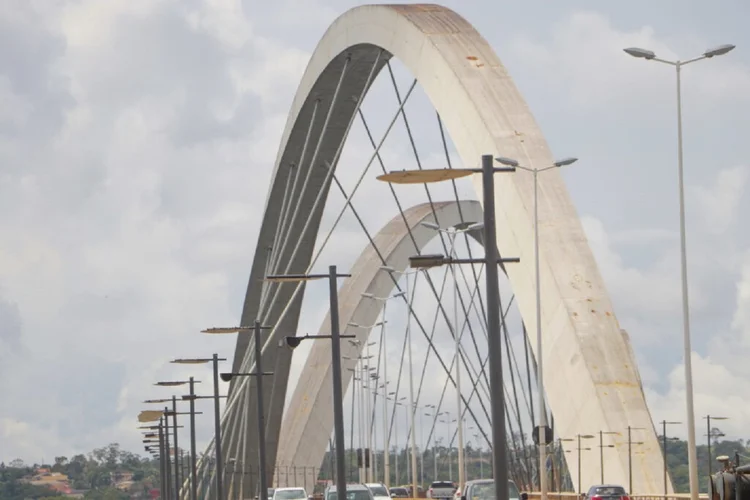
[623,42,736,500]
[172,354,227,500]
[349,322,383,483]
[156,380,202,500]
[574,435,595,495]
[625,426,645,494]
[704,415,729,476]
[659,420,681,496]
[203,322,274,500]
[361,290,405,488]
[143,398,188,500]
[597,431,619,484]
[495,155,578,500]
[380,265,420,497]
[421,220,483,494]
[378,154,520,500]
[266,266,354,499]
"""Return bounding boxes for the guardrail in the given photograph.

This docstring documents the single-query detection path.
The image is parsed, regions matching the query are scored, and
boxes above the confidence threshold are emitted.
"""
[523,493,710,500]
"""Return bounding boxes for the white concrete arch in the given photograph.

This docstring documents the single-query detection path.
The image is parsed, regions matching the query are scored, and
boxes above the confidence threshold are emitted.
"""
[226,3,666,496]
[275,200,485,488]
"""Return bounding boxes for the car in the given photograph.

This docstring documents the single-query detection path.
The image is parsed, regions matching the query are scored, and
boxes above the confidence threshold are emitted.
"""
[584,485,630,500]
[274,487,309,500]
[428,481,457,499]
[269,489,276,499]
[460,479,526,500]
[389,487,409,498]
[325,483,376,500]
[365,483,391,500]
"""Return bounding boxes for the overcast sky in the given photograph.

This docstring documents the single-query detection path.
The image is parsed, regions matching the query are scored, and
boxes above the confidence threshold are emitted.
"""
[1,0,749,463]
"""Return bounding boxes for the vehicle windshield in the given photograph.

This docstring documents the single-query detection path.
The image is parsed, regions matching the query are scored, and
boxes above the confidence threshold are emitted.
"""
[591,487,626,496]
[276,490,307,500]
[431,482,455,489]
[369,486,389,497]
[327,491,372,500]
[469,482,520,500]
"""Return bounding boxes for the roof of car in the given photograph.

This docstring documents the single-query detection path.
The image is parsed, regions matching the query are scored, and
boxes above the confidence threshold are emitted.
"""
[275,487,307,491]
[327,484,370,492]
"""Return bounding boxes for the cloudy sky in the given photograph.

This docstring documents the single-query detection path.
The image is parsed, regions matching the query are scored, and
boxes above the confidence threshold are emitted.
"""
[1,0,749,463]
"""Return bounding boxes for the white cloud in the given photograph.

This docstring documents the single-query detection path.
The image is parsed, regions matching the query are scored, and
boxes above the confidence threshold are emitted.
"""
[509,11,750,112]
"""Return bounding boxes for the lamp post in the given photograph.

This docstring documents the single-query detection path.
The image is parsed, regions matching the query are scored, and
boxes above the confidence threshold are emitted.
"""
[597,431,619,484]
[378,155,520,500]
[143,397,183,499]
[425,405,443,483]
[704,415,729,476]
[155,380,202,500]
[172,354,228,500]
[380,266,421,496]
[208,322,274,500]
[362,291,405,487]
[625,427,645,494]
[421,221,483,494]
[623,42,736,500]
[495,155,578,500]
[349,323,382,483]
[574,435,595,495]
[267,266,354,499]
[659,420,681,496]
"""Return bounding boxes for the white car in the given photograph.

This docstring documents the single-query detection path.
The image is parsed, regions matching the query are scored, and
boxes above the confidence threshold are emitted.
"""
[273,487,308,500]
[365,483,391,500]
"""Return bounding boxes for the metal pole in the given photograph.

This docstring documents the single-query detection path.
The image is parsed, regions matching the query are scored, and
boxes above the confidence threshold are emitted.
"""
[674,61,699,500]
[189,377,197,500]
[383,305,391,487]
[577,435,582,496]
[159,418,167,498]
[453,233,465,494]
[707,416,711,476]
[628,427,632,494]
[213,353,225,500]
[533,167,548,500]
[255,321,270,500]
[407,273,418,496]
[164,409,172,500]
[482,153,510,500]
[663,421,668,497]
[366,343,373,483]
[330,265,348,498]
[172,396,180,500]
[599,431,604,484]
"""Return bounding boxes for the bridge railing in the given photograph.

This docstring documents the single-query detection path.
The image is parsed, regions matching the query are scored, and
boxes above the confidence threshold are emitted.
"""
[523,493,709,500]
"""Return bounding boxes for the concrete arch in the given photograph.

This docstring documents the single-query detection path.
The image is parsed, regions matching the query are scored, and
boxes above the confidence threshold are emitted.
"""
[275,200,485,487]
[228,3,666,496]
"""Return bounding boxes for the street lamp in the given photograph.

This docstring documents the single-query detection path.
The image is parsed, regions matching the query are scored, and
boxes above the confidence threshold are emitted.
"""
[659,420,682,496]
[495,154,577,500]
[380,266,421,496]
[378,154,519,500]
[171,354,227,500]
[597,431,619,484]
[204,322,274,500]
[349,322,383,482]
[704,415,729,475]
[625,426,645,493]
[624,42,736,500]
[420,221,484,494]
[156,380,202,500]
[574,435,595,495]
[143,396,189,499]
[361,291,404,487]
[266,266,352,499]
